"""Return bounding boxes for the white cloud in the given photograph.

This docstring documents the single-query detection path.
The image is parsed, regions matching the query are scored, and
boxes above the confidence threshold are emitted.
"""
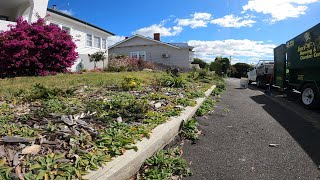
[211,14,256,28]
[107,36,126,47]
[60,9,74,16]
[188,39,276,63]
[133,24,183,37]
[242,0,320,22]
[176,12,212,28]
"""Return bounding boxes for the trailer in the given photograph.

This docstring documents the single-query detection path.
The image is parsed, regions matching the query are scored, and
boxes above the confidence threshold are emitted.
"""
[247,60,274,87]
[274,23,320,108]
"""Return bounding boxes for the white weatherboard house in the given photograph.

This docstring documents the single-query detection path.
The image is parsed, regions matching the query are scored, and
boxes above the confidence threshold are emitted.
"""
[109,33,194,69]
[0,0,114,71]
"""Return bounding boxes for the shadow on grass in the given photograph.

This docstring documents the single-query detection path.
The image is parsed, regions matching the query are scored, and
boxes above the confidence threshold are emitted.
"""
[250,94,320,166]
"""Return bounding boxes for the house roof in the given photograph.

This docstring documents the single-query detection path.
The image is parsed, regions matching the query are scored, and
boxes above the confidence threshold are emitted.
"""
[169,43,194,49]
[108,34,190,49]
[47,8,115,36]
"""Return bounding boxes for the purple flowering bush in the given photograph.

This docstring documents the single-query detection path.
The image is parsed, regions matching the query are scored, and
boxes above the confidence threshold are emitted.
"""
[0,18,78,78]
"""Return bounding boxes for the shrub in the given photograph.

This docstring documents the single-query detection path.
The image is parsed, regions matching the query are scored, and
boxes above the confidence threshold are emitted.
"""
[0,17,78,78]
[107,57,155,72]
[88,51,107,69]
[107,57,138,72]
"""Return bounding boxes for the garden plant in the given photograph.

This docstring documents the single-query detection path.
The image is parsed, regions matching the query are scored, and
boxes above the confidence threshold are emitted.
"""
[0,69,223,179]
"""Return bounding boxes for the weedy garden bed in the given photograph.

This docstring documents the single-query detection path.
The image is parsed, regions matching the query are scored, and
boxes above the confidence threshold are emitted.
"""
[0,70,223,179]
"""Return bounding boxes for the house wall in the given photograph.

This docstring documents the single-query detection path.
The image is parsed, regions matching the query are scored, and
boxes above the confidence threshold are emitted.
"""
[46,12,113,71]
[30,0,48,22]
[0,20,16,32]
[109,37,192,68]
[0,0,48,32]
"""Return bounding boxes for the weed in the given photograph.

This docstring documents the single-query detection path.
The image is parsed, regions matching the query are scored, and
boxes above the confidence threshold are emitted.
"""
[181,119,200,142]
[137,147,191,179]
[25,153,81,180]
[0,158,12,180]
[25,84,75,101]
[0,123,37,137]
[87,94,149,123]
[96,123,150,156]
[75,149,111,172]
[163,106,182,117]
[176,98,196,107]
[196,98,216,116]
[144,111,168,126]
[121,76,142,91]
[159,74,186,88]
[186,91,205,99]
[142,93,170,101]
[223,106,230,113]
[42,98,66,114]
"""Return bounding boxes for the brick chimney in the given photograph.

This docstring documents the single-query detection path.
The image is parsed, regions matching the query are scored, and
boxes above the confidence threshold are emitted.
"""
[154,33,160,41]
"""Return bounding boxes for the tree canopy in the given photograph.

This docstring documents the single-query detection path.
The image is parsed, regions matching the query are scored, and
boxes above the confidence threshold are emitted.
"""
[191,58,208,69]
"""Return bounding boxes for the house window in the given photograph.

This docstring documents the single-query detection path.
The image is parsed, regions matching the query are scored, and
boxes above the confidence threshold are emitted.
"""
[139,51,146,60]
[130,51,146,60]
[50,23,59,27]
[62,26,71,34]
[102,38,107,49]
[86,34,93,47]
[94,36,101,48]
[0,15,8,21]
[130,52,138,59]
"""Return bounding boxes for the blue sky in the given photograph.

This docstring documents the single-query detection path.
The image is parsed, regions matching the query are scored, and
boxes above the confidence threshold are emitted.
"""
[48,0,320,64]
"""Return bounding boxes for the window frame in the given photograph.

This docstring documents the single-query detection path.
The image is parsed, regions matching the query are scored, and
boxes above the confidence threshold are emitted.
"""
[62,26,71,35]
[130,51,146,61]
[94,36,101,48]
[102,38,107,49]
[86,34,93,47]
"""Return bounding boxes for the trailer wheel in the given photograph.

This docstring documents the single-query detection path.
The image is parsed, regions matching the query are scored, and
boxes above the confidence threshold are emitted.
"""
[301,83,319,108]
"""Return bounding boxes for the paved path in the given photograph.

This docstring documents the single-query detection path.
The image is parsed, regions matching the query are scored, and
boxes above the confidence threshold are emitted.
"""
[183,78,320,180]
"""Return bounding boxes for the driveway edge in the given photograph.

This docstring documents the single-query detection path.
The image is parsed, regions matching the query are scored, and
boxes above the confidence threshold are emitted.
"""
[84,85,216,180]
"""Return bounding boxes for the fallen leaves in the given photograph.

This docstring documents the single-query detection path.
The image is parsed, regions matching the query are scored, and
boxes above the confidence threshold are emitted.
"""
[21,145,41,155]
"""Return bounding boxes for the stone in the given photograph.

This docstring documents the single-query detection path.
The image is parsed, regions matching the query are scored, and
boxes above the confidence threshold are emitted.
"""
[154,102,162,109]
[117,117,123,123]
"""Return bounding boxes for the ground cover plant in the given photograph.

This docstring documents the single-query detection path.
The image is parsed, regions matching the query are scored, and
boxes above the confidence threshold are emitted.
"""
[135,147,191,180]
[0,70,222,179]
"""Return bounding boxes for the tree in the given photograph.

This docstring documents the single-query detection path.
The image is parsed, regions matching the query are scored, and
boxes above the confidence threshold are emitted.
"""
[209,57,230,76]
[191,58,208,69]
[209,62,222,75]
[231,63,253,78]
[215,57,230,74]
[0,17,78,77]
[88,51,107,69]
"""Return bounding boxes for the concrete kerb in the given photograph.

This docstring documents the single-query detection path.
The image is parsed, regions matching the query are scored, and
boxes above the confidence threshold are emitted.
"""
[84,85,217,180]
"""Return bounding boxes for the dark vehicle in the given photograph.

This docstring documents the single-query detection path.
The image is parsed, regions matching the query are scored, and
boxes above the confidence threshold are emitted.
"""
[274,23,320,108]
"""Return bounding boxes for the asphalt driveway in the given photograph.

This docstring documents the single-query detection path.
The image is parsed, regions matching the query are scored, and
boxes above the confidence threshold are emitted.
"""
[183,78,320,180]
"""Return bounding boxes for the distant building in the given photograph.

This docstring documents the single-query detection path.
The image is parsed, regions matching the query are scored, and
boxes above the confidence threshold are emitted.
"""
[0,0,114,71]
[109,33,194,69]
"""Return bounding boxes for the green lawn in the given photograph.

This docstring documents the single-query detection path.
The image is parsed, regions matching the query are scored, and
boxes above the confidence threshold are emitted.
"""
[0,71,166,95]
